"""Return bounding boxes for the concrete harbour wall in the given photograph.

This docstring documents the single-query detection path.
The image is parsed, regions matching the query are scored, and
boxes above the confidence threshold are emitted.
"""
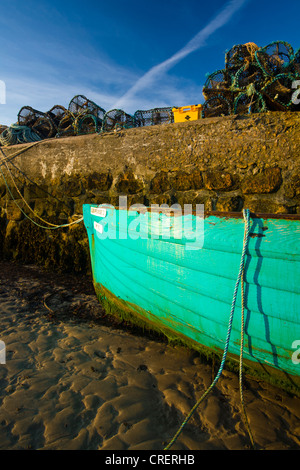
[0,111,299,273]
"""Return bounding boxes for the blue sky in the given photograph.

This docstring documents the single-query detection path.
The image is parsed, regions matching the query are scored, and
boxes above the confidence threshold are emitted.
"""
[0,0,299,125]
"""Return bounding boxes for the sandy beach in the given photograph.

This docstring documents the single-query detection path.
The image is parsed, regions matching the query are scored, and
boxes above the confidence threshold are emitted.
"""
[0,260,299,451]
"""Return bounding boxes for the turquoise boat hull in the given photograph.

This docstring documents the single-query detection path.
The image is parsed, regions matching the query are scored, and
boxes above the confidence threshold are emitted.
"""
[83,205,300,392]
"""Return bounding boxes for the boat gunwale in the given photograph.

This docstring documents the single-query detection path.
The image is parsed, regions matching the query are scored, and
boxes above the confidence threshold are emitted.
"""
[92,205,300,221]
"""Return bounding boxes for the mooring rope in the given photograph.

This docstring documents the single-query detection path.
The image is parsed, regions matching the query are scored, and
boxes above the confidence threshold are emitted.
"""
[0,147,83,230]
[2,157,71,209]
[0,138,79,211]
[164,208,253,450]
[0,142,41,164]
[1,154,60,227]
[0,146,255,446]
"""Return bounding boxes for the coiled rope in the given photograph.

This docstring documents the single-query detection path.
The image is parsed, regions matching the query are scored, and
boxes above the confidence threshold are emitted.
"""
[0,147,83,229]
[0,124,42,146]
[164,208,254,450]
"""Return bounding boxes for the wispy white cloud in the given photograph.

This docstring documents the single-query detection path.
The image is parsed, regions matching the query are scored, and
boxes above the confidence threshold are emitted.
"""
[1,75,122,126]
[0,0,248,126]
[113,0,248,109]
[0,4,142,125]
[1,53,203,125]
[0,47,141,125]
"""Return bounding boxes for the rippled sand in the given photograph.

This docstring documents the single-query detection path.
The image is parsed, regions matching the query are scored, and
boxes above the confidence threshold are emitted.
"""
[0,261,299,450]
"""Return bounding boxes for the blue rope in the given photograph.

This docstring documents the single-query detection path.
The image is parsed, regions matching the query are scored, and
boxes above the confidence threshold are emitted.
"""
[164,208,251,450]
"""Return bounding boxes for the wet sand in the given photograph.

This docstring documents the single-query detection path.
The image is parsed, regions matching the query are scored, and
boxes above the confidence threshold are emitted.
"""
[0,260,299,450]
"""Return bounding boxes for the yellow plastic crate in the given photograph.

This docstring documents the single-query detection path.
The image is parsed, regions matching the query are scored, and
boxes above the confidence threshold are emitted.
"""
[172,104,202,123]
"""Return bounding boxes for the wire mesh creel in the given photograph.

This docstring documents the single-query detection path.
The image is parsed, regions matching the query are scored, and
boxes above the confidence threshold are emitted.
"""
[134,107,173,127]
[288,48,300,74]
[68,95,106,121]
[225,43,259,73]
[232,62,265,91]
[261,73,300,110]
[46,105,69,128]
[202,95,231,118]
[202,40,299,118]
[17,106,56,139]
[76,114,101,135]
[255,41,294,77]
[101,109,135,132]
[56,111,76,137]
[202,69,233,101]
[234,91,266,115]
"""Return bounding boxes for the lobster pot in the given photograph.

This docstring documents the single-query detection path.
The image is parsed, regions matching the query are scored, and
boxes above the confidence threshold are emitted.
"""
[202,69,231,100]
[76,114,100,135]
[31,116,56,139]
[134,107,173,127]
[255,41,294,77]
[0,125,8,139]
[47,105,68,129]
[234,91,266,115]
[18,106,45,127]
[202,95,231,118]
[68,95,106,121]
[56,111,76,137]
[261,73,299,110]
[288,48,300,74]
[18,106,56,139]
[102,109,135,132]
[232,63,265,91]
[225,43,259,73]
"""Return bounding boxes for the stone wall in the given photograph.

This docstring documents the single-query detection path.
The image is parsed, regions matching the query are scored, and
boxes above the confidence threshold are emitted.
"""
[0,111,299,273]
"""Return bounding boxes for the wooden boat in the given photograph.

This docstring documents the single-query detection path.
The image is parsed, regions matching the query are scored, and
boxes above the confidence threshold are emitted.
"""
[83,204,300,393]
